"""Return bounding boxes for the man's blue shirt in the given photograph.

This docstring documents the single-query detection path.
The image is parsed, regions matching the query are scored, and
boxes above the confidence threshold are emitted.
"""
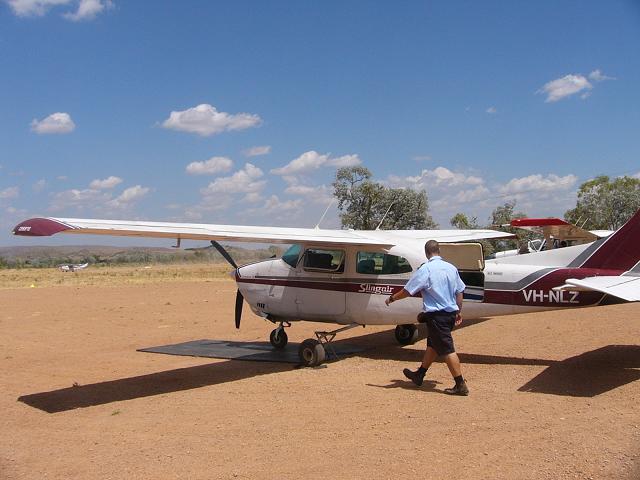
[404,256,465,313]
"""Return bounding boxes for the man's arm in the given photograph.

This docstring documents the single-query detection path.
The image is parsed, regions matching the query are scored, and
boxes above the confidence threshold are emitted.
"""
[455,291,464,326]
[385,288,411,306]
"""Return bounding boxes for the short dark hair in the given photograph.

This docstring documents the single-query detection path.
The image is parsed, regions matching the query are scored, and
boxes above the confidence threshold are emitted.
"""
[425,240,440,256]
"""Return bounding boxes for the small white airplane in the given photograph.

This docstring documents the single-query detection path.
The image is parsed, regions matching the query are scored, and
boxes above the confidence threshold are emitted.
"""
[12,209,640,366]
[489,217,613,259]
[59,262,89,272]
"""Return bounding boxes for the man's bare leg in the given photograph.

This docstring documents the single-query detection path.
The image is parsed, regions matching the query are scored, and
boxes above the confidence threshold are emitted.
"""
[421,346,438,370]
[443,352,462,378]
[443,352,469,395]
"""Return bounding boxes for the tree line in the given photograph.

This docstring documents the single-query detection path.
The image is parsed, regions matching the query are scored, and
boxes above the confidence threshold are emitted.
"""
[333,166,640,251]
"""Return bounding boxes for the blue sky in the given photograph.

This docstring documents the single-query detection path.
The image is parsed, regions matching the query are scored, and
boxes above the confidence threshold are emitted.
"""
[1,0,639,246]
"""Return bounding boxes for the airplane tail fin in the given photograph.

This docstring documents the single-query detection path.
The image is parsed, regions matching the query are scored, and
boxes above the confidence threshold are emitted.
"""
[572,209,640,272]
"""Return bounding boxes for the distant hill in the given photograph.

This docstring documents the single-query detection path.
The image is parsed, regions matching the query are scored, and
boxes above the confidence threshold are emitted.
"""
[0,244,284,268]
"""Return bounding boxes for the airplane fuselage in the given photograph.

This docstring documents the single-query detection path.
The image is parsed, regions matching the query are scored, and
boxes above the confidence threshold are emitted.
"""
[235,242,623,327]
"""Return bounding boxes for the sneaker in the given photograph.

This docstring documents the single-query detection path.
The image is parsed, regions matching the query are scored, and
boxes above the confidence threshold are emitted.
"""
[403,368,424,387]
[444,382,469,396]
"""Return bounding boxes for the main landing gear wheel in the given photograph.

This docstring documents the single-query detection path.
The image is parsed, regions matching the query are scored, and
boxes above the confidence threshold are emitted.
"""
[269,328,288,349]
[395,324,418,345]
[298,339,326,367]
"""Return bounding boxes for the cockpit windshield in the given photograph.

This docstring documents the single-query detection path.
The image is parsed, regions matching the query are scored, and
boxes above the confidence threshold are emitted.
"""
[282,244,301,268]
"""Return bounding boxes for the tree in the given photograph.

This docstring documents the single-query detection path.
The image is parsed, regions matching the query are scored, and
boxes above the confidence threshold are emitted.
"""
[450,213,479,230]
[332,166,436,230]
[488,201,531,251]
[565,175,640,230]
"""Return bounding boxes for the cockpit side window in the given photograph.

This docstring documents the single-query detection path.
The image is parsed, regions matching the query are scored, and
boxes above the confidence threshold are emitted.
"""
[356,251,413,275]
[303,248,345,273]
[282,244,301,268]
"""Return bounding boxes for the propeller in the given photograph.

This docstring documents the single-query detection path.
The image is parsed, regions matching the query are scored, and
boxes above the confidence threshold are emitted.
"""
[210,241,244,329]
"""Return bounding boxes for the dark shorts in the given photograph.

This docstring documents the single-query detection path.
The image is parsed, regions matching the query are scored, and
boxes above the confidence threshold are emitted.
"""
[418,311,457,356]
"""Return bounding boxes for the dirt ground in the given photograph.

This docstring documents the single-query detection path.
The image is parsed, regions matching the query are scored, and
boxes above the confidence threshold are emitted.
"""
[1,267,639,479]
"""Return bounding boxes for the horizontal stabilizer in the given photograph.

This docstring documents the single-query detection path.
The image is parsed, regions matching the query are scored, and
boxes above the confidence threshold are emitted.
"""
[556,276,640,302]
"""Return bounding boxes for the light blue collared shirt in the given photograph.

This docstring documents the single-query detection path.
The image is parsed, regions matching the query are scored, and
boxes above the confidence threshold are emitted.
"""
[404,256,465,313]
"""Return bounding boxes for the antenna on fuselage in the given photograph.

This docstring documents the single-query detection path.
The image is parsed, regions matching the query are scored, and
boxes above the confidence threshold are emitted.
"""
[314,198,335,229]
[376,201,396,230]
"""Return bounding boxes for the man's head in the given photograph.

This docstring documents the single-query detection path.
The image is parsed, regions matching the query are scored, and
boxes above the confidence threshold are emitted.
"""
[424,239,440,259]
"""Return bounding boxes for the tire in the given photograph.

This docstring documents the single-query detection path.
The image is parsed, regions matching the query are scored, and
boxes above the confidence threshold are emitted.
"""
[395,324,418,345]
[298,338,326,367]
[269,329,288,349]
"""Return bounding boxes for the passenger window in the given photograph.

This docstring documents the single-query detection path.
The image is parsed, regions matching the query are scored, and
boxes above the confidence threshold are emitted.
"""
[303,248,345,273]
[356,252,413,275]
[282,244,301,268]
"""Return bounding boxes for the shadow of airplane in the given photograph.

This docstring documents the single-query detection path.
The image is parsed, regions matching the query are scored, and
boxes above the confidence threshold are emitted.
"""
[17,324,640,413]
[18,360,292,413]
[517,345,640,397]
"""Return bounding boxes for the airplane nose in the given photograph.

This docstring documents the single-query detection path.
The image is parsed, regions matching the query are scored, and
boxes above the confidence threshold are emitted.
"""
[228,267,240,280]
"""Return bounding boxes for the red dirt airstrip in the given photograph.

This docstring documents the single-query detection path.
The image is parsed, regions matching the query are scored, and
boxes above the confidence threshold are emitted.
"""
[1,271,639,479]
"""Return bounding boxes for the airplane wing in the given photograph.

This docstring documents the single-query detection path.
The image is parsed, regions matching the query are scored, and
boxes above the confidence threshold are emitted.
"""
[510,217,600,242]
[555,276,640,302]
[12,217,513,247]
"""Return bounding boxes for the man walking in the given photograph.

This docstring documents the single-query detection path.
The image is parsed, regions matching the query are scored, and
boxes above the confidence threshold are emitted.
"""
[385,240,469,395]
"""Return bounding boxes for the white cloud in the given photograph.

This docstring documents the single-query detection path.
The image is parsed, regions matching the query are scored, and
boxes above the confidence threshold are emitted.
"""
[62,0,111,21]
[32,179,46,192]
[242,192,264,204]
[49,179,148,212]
[388,167,484,189]
[486,106,497,114]
[50,188,110,211]
[538,74,592,103]
[185,156,233,175]
[6,0,70,17]
[588,69,615,82]
[284,182,332,205]
[243,145,271,157]
[271,150,361,176]
[0,186,20,199]
[89,175,122,189]
[201,163,266,195]
[161,104,261,137]
[106,185,150,209]
[499,173,577,195]
[6,0,112,19]
[56,175,68,181]
[537,70,614,103]
[31,112,75,134]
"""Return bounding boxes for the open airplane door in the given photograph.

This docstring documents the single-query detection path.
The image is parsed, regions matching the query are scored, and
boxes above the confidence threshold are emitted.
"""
[440,243,485,302]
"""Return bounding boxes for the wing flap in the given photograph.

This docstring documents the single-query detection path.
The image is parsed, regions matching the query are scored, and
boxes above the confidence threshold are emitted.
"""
[557,276,640,301]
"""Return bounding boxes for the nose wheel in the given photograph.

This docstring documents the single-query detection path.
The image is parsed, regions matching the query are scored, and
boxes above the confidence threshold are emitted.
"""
[269,322,290,349]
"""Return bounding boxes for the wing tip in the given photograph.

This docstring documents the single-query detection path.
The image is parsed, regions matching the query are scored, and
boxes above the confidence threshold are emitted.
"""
[12,218,71,237]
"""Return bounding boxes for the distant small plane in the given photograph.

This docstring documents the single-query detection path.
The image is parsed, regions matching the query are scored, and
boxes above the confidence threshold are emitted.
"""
[489,217,613,258]
[59,262,89,272]
[12,209,640,366]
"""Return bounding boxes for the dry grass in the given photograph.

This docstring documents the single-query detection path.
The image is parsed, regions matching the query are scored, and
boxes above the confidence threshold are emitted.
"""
[0,262,233,289]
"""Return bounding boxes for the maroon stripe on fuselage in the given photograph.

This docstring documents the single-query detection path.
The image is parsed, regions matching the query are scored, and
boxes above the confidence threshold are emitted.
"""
[484,267,623,307]
[238,266,625,307]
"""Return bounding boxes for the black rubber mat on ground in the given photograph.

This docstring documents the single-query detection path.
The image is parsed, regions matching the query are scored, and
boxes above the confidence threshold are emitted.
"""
[138,339,366,363]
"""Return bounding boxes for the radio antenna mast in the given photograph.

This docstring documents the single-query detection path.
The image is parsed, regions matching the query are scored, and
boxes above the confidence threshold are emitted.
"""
[376,201,395,230]
[315,198,335,229]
